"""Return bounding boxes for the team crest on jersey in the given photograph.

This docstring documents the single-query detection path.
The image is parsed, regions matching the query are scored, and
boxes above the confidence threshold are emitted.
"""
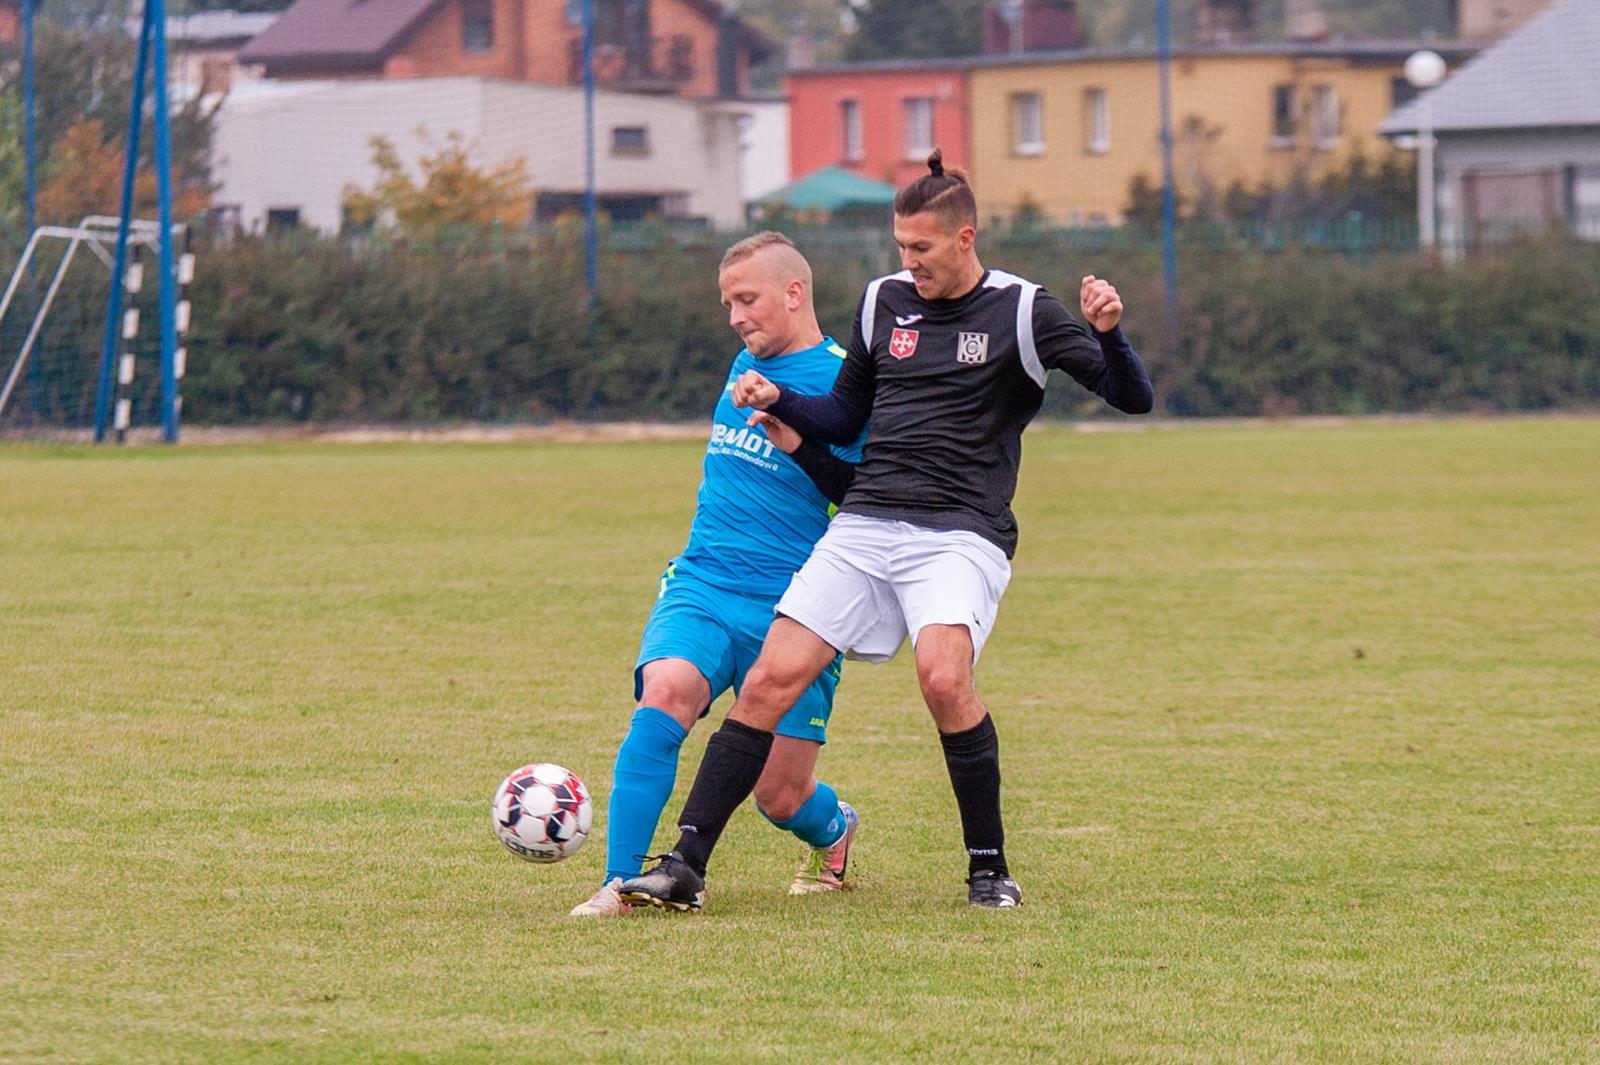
[889,328,920,359]
[957,332,989,365]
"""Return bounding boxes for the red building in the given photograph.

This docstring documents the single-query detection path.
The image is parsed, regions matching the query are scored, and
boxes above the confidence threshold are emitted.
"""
[239,0,772,100]
[787,63,969,189]
[0,0,20,54]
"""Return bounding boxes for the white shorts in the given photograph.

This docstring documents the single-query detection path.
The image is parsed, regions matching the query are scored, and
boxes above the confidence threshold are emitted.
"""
[776,513,1012,664]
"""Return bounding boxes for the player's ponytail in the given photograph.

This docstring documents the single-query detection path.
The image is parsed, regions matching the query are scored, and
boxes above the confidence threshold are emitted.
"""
[896,147,976,228]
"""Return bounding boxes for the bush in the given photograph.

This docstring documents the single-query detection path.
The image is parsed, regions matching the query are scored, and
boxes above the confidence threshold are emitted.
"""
[14,229,1597,425]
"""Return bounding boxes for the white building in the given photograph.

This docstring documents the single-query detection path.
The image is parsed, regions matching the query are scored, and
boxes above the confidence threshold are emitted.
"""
[213,76,747,232]
[1382,0,1600,251]
[725,93,790,203]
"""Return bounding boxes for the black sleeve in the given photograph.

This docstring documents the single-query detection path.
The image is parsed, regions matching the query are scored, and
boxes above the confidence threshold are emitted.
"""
[788,437,857,505]
[767,293,876,443]
[1033,290,1155,415]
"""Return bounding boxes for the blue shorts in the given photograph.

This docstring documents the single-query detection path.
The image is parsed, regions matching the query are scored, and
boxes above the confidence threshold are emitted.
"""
[634,563,842,743]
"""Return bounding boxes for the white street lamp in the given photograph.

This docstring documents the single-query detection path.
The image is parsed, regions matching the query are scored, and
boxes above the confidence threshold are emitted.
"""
[1405,50,1447,250]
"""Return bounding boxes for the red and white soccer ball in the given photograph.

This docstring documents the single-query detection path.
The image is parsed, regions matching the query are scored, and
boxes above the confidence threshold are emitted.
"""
[491,763,594,863]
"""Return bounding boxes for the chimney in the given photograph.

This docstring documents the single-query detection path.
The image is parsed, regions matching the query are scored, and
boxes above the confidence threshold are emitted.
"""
[982,0,1081,55]
[1191,0,1257,45]
[1285,0,1328,41]
[786,17,814,70]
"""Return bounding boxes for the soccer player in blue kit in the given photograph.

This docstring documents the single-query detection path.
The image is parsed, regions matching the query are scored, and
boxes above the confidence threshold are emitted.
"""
[571,232,865,916]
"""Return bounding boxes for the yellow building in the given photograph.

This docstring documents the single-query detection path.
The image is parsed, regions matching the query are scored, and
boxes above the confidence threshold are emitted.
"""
[967,42,1477,224]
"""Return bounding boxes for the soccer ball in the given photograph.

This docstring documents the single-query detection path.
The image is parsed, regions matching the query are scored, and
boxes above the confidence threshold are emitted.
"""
[491,763,594,863]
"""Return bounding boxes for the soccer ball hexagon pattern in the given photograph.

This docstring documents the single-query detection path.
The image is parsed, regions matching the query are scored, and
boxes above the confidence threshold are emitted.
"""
[491,763,594,863]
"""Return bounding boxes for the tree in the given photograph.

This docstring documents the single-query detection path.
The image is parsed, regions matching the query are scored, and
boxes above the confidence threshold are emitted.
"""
[0,17,217,227]
[341,132,536,233]
[841,0,987,61]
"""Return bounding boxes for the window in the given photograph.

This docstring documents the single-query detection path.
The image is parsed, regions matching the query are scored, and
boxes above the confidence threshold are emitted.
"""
[1271,84,1298,145]
[1012,92,1043,156]
[1390,76,1420,110]
[840,99,863,162]
[904,97,934,158]
[611,126,649,155]
[1312,85,1340,148]
[265,207,301,233]
[463,0,493,53]
[1084,87,1110,154]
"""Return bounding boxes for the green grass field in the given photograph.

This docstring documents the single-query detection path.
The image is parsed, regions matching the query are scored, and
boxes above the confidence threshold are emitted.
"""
[3,419,1598,1064]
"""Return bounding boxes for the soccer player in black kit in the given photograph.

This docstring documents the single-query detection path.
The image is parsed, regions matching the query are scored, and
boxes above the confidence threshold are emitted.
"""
[620,149,1154,911]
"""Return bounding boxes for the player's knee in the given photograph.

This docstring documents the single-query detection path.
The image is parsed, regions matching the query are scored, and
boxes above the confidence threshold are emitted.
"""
[917,661,974,713]
[744,658,806,705]
[754,777,806,822]
[637,675,703,723]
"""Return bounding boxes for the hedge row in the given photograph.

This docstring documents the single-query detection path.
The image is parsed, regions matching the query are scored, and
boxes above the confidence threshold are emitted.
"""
[52,230,1600,422]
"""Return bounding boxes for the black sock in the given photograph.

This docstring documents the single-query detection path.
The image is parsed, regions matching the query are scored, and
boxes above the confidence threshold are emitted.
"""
[672,719,774,875]
[940,714,1008,878]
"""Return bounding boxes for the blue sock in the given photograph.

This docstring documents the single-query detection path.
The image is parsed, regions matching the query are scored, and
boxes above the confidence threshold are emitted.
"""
[763,780,847,849]
[603,707,688,883]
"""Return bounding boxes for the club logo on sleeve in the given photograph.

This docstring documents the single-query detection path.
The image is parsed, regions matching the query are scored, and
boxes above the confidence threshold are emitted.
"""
[957,332,989,365]
[889,328,920,359]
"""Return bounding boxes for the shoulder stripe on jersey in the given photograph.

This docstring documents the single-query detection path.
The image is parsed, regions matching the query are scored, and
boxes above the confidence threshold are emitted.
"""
[827,342,847,359]
[984,270,1045,387]
[861,271,913,356]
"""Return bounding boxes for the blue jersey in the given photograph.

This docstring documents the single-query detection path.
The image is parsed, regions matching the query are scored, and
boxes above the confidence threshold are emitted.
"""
[674,337,864,597]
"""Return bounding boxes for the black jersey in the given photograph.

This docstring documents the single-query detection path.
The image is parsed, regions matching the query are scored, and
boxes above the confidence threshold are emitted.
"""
[769,268,1153,557]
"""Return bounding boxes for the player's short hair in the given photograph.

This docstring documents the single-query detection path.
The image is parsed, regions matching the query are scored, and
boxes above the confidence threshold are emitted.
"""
[893,148,977,231]
[719,231,812,290]
[720,231,798,271]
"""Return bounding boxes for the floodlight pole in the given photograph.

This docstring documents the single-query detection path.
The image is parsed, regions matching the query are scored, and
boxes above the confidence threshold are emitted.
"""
[150,0,180,443]
[1155,0,1179,339]
[1418,95,1436,250]
[22,0,36,241]
[95,9,154,442]
[581,0,599,306]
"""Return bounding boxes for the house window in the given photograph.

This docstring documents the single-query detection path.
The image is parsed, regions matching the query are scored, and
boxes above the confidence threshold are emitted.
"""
[841,99,863,162]
[1390,76,1421,110]
[1312,85,1340,148]
[1084,87,1110,154]
[463,0,493,53]
[265,207,301,233]
[612,126,650,155]
[1271,84,1298,146]
[1012,92,1043,156]
[904,97,934,158]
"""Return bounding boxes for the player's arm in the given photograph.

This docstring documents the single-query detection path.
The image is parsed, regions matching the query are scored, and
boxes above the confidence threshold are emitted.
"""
[732,295,876,443]
[1033,277,1154,414]
[748,411,856,505]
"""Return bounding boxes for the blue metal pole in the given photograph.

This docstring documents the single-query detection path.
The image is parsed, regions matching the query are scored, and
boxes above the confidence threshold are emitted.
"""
[22,0,35,239]
[581,0,598,304]
[1155,0,1180,336]
[150,0,180,443]
[94,8,154,443]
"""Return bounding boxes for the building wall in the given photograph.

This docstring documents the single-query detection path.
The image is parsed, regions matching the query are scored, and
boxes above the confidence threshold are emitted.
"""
[787,68,968,188]
[1436,126,1600,244]
[213,77,746,232]
[1457,0,1555,39]
[0,3,19,49]
[650,0,724,101]
[382,0,737,97]
[969,53,1417,223]
[733,98,791,202]
[384,0,524,80]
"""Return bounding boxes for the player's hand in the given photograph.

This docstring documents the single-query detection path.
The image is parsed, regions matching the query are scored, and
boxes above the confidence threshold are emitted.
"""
[1080,275,1123,332]
[732,369,779,409]
[747,410,802,454]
